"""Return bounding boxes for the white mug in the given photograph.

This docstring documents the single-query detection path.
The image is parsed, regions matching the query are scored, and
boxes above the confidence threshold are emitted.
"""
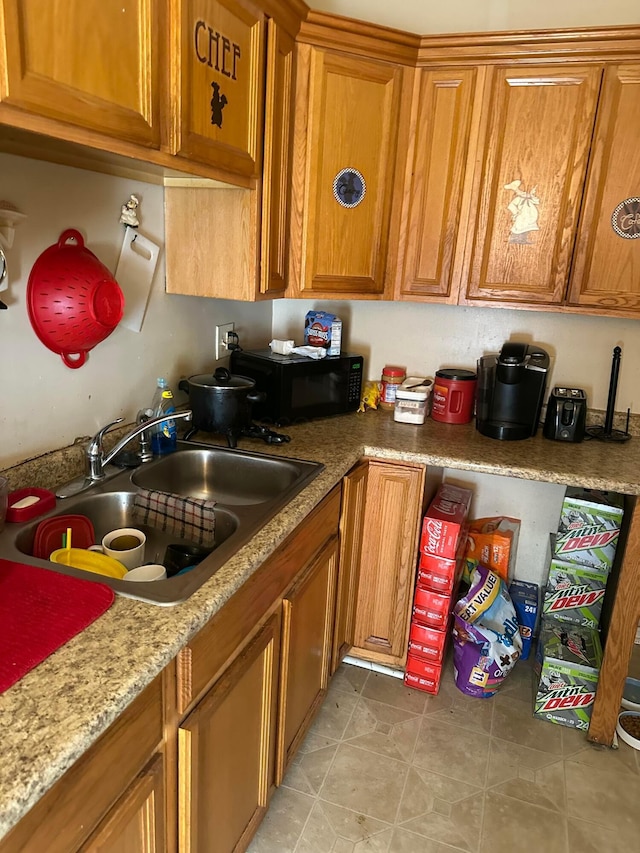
[89,527,146,571]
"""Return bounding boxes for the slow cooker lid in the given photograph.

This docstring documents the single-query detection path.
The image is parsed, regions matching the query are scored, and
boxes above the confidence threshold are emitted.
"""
[189,368,255,389]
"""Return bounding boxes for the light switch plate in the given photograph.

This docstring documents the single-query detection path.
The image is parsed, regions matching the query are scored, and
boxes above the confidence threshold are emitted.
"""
[215,322,235,360]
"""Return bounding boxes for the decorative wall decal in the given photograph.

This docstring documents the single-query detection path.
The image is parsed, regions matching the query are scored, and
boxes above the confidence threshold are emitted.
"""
[503,180,540,244]
[611,198,640,239]
[210,82,228,128]
[333,168,366,208]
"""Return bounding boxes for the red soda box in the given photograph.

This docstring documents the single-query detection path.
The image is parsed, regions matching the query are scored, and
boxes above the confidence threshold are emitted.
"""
[408,620,450,662]
[413,586,453,630]
[420,483,473,560]
[418,552,464,595]
[404,658,443,694]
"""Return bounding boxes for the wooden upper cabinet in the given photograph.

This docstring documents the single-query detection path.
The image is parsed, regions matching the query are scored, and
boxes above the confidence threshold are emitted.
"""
[462,64,601,306]
[260,18,294,295]
[0,0,162,147]
[567,64,640,312]
[289,45,407,298]
[395,66,480,301]
[170,0,265,177]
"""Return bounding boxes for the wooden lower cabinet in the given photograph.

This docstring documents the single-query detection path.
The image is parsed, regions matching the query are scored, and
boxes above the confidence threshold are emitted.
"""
[277,536,339,782]
[332,461,368,672]
[80,756,165,853]
[351,460,426,667]
[178,611,281,853]
[0,677,164,853]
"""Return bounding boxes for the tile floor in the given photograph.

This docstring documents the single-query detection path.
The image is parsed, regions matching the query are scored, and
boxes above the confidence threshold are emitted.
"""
[247,657,640,853]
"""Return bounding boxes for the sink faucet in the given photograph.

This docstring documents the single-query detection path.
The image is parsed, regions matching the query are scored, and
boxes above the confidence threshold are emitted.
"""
[85,411,193,482]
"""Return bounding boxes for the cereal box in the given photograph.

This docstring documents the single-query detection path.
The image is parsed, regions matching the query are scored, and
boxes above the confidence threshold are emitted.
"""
[509,580,539,660]
[554,487,624,572]
[419,483,473,560]
[543,537,608,629]
[533,618,602,730]
[304,311,342,356]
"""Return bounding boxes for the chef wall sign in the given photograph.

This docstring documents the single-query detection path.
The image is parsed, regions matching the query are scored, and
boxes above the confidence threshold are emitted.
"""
[188,0,263,170]
[194,19,241,127]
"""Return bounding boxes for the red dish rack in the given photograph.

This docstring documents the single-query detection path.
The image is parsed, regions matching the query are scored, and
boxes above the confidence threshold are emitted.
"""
[404,483,473,694]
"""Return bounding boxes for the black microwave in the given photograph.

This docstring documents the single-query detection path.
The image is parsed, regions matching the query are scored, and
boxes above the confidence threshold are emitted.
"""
[230,349,364,425]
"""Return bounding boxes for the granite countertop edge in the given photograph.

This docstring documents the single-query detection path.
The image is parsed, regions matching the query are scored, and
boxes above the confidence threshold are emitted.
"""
[2,412,640,838]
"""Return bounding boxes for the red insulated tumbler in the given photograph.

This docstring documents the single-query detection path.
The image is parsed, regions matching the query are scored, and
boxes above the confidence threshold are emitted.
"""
[431,369,477,424]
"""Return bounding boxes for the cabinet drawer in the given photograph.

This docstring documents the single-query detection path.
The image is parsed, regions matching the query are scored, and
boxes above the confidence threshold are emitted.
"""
[0,675,163,853]
[176,486,342,714]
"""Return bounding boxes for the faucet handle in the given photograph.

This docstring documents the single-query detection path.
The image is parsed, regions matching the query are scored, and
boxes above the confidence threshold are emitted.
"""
[87,417,125,458]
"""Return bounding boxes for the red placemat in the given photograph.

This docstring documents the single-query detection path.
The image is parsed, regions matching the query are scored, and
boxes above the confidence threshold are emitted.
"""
[0,558,115,694]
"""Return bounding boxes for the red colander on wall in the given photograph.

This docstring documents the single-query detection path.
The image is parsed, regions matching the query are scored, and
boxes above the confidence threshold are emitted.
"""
[27,229,124,369]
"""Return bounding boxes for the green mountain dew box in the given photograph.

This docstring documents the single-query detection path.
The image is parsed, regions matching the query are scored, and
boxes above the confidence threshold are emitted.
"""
[554,487,624,572]
[534,618,603,730]
[543,536,608,629]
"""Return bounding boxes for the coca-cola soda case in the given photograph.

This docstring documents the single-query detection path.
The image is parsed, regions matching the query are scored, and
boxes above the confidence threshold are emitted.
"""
[419,483,473,560]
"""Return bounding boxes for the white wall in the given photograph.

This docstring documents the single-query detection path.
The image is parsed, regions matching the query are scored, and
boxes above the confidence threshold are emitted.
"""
[272,300,640,414]
[313,0,639,33]
[0,153,271,468]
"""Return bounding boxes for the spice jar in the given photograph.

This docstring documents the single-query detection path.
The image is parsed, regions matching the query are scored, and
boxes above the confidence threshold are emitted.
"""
[380,365,406,410]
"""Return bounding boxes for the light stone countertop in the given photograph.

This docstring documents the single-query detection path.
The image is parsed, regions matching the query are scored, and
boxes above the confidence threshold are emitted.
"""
[1,411,640,839]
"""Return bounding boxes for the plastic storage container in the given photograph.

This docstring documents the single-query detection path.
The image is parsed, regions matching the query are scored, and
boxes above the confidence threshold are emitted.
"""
[394,378,433,424]
[150,378,177,455]
[380,365,406,410]
[431,368,477,424]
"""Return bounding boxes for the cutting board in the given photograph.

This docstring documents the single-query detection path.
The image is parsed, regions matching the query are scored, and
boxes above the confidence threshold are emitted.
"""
[0,559,114,694]
[114,226,160,333]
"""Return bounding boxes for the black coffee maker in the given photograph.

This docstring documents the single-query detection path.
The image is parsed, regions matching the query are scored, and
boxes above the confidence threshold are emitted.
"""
[476,342,550,440]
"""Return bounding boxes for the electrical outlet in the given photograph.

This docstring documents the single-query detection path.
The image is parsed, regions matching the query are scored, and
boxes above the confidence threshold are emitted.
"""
[215,323,235,360]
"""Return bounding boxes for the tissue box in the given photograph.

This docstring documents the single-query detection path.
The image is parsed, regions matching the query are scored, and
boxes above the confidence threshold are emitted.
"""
[304,311,342,356]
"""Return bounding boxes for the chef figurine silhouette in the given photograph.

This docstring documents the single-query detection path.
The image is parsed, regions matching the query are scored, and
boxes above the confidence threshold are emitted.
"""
[119,194,140,228]
[210,82,228,128]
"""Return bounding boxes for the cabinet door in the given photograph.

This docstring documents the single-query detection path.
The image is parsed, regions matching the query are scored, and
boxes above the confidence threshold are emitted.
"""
[567,64,640,312]
[171,0,264,178]
[332,461,368,673]
[292,46,405,297]
[396,66,480,301]
[259,18,294,296]
[80,756,165,853]
[277,536,339,783]
[352,461,425,667]
[0,0,162,147]
[463,65,601,305]
[178,612,280,853]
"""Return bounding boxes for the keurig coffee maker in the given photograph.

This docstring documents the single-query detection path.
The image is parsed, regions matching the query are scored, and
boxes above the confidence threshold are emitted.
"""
[476,342,550,440]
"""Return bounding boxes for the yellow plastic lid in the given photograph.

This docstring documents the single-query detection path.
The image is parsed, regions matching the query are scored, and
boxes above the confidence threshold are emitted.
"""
[49,548,127,579]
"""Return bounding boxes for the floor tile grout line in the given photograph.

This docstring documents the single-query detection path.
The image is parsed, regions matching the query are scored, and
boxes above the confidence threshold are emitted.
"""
[292,667,374,852]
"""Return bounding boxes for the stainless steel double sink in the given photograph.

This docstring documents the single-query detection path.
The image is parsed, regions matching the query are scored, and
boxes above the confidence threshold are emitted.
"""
[0,440,323,605]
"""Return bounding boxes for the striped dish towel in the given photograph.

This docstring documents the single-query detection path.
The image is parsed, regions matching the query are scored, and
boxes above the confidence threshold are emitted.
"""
[133,489,216,548]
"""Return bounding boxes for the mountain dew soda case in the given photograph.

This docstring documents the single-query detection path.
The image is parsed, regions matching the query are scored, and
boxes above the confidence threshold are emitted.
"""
[554,487,624,572]
[543,537,608,629]
[533,619,602,730]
